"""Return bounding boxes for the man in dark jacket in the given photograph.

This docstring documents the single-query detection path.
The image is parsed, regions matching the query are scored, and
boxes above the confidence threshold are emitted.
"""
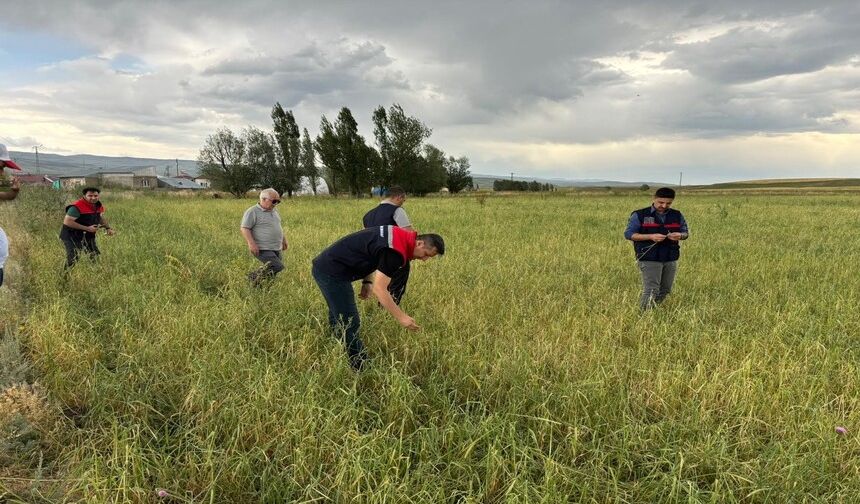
[312,225,444,370]
[624,187,689,310]
[60,187,115,269]
[362,186,413,304]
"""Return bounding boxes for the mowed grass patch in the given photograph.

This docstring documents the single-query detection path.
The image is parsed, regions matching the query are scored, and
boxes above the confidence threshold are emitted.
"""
[7,191,860,502]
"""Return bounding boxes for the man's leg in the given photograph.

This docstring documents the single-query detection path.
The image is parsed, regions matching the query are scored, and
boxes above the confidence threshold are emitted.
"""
[250,250,285,285]
[656,260,678,304]
[637,261,663,310]
[62,239,83,269]
[388,262,410,305]
[312,267,367,370]
[83,236,100,261]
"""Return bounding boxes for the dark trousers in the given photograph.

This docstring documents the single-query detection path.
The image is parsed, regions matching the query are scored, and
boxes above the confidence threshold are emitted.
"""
[62,236,100,269]
[248,250,285,285]
[312,265,367,370]
[389,261,410,305]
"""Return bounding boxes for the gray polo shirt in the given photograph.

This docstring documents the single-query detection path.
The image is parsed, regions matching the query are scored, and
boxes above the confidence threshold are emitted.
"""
[381,201,412,228]
[241,204,284,251]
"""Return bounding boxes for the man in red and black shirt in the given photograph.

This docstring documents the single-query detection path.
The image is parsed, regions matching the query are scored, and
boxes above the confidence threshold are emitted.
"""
[624,187,689,309]
[312,225,445,370]
[60,187,116,268]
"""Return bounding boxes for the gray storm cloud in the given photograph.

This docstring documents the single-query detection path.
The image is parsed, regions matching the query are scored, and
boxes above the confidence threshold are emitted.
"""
[1,0,858,181]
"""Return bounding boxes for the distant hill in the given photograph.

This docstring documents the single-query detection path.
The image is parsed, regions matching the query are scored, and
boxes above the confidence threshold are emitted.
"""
[471,174,668,189]
[8,151,199,177]
[699,178,860,189]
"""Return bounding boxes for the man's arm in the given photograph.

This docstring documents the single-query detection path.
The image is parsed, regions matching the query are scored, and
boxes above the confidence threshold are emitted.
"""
[393,208,414,231]
[63,215,98,233]
[0,177,20,201]
[372,272,419,331]
[240,227,259,256]
[668,214,690,241]
[625,212,666,242]
[99,215,116,236]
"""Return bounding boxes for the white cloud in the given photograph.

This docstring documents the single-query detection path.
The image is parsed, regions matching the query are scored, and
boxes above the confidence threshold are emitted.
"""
[0,0,858,181]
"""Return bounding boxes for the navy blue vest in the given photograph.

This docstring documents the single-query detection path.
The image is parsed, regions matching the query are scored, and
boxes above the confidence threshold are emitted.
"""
[362,203,399,228]
[59,202,102,241]
[313,226,398,281]
[632,207,683,262]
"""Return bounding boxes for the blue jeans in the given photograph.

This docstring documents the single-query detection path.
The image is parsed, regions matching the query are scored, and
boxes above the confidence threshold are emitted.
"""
[311,265,367,370]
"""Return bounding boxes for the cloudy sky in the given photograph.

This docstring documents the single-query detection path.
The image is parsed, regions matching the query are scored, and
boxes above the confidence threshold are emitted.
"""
[1,1,859,183]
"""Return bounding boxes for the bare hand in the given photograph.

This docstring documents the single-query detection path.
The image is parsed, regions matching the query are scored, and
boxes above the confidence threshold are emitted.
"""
[282,240,289,251]
[398,315,420,331]
[667,232,682,241]
[10,177,20,191]
[359,283,372,300]
[248,243,260,256]
[651,234,667,242]
[85,225,99,233]
[105,228,116,236]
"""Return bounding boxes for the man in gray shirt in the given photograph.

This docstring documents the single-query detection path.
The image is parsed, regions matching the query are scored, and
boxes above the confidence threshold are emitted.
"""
[241,188,289,286]
[362,186,414,304]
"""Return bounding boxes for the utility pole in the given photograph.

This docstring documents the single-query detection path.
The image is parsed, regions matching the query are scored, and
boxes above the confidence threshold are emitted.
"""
[510,172,514,182]
[679,171,683,187]
[33,144,43,170]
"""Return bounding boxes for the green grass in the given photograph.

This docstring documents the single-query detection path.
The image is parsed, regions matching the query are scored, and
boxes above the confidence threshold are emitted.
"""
[2,190,860,502]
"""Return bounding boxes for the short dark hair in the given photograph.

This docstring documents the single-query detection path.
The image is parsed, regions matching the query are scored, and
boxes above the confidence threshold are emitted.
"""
[417,233,445,255]
[654,187,675,199]
[82,187,101,195]
[386,186,406,198]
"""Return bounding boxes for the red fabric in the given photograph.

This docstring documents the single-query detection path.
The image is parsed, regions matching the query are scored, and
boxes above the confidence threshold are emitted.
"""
[0,160,21,171]
[390,226,417,265]
[72,198,105,215]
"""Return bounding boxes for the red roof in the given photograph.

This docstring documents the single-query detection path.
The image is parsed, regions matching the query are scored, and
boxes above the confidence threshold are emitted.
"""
[15,174,54,185]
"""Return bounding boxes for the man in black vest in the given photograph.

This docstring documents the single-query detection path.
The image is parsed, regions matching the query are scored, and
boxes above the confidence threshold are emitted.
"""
[362,186,413,304]
[60,187,116,269]
[624,187,689,310]
[312,225,445,370]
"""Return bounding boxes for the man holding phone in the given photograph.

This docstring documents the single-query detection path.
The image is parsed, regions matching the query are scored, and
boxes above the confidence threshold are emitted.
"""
[624,187,689,310]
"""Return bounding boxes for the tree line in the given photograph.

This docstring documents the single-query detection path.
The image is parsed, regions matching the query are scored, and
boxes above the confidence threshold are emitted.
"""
[492,180,556,192]
[198,103,472,197]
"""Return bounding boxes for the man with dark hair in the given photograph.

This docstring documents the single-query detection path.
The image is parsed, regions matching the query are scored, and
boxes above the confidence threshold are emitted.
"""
[312,225,445,370]
[0,143,22,287]
[60,187,116,269]
[362,185,413,304]
[624,187,689,309]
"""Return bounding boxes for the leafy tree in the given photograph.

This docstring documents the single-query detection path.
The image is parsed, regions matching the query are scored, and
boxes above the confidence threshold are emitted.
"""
[314,115,341,195]
[380,104,431,189]
[271,103,302,197]
[445,156,472,193]
[492,179,554,192]
[403,144,446,195]
[197,127,254,197]
[332,107,373,196]
[243,126,279,191]
[371,106,393,188]
[300,128,320,195]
